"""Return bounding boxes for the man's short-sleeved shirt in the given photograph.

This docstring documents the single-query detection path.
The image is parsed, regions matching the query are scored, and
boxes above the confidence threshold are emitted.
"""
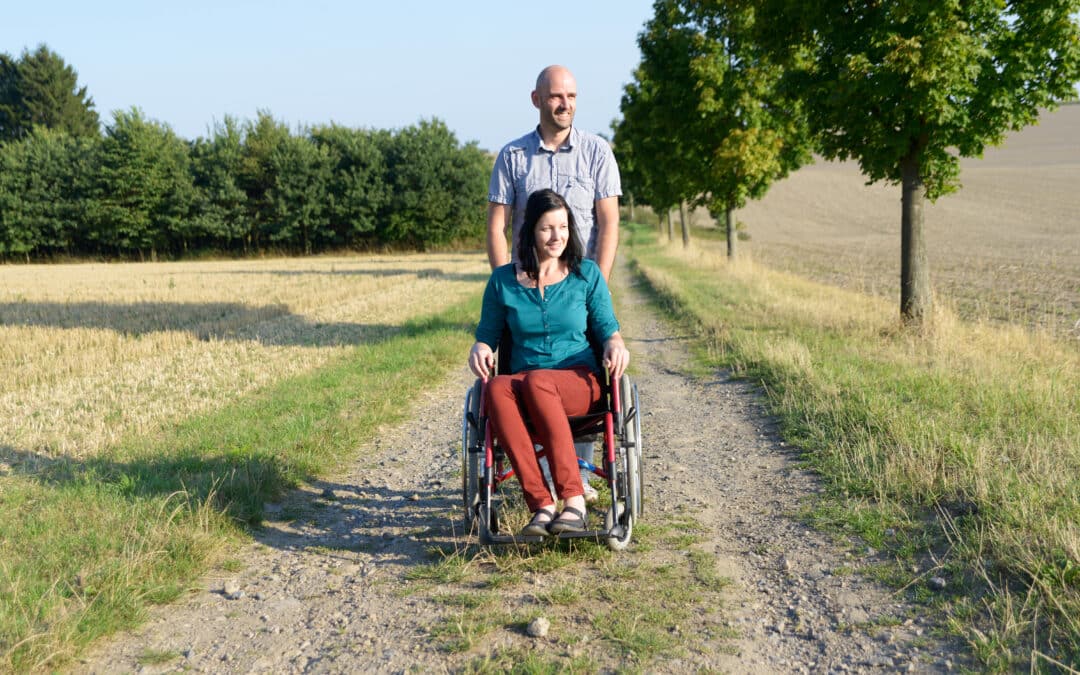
[488,126,621,260]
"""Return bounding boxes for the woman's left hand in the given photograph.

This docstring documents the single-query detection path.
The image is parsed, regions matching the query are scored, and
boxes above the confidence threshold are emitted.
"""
[602,332,630,381]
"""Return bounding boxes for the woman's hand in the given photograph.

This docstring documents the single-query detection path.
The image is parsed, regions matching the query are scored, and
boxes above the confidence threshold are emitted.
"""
[602,332,629,381]
[469,342,495,379]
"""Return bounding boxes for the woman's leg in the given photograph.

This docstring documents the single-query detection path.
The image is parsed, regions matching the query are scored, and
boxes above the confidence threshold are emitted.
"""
[519,368,603,502]
[485,373,555,513]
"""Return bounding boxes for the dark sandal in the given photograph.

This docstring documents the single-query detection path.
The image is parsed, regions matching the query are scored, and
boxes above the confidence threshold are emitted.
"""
[519,509,554,537]
[548,505,587,534]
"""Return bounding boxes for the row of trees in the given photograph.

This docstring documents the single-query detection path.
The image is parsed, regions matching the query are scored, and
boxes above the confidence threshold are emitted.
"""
[0,46,490,260]
[614,0,1080,325]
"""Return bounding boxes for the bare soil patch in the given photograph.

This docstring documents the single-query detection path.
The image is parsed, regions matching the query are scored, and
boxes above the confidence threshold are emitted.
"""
[80,256,968,673]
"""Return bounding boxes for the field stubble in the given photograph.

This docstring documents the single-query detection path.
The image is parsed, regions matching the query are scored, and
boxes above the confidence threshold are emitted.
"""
[0,254,487,461]
[729,103,1080,339]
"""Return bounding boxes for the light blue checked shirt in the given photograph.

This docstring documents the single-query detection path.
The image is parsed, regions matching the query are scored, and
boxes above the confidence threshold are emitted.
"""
[488,126,621,261]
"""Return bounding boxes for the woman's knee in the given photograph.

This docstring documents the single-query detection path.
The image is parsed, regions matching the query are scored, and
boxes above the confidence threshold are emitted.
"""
[521,371,558,401]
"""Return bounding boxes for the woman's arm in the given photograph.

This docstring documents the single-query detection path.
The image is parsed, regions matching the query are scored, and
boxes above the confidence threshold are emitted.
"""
[469,342,496,379]
[602,332,629,380]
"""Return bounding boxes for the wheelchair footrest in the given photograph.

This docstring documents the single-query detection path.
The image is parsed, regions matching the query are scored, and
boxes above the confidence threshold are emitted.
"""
[480,527,625,544]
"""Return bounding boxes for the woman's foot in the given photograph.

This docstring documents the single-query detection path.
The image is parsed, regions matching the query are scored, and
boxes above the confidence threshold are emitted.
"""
[519,507,555,537]
[549,496,588,534]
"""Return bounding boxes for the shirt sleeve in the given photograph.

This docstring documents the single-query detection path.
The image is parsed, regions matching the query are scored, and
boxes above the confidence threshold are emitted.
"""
[487,146,514,205]
[475,272,506,348]
[593,142,622,201]
[585,263,619,343]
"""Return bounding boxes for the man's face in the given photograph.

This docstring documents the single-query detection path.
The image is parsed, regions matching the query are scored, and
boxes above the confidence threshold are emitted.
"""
[533,70,577,132]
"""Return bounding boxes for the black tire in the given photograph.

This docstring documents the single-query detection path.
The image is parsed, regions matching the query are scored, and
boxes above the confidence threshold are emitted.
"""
[619,376,643,519]
[478,501,499,545]
[461,380,483,528]
[630,382,643,518]
[605,502,633,551]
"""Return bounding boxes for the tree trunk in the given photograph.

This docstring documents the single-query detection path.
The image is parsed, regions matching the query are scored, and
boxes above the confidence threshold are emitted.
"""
[726,207,736,259]
[900,155,931,327]
[679,202,689,248]
[628,194,635,222]
[666,210,673,241]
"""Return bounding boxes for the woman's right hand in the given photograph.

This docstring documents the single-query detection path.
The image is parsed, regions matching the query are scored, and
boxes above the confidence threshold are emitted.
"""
[469,342,495,379]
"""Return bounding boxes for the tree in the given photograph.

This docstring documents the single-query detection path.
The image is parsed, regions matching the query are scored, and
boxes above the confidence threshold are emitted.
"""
[265,130,332,254]
[238,111,291,252]
[310,124,389,248]
[615,1,705,247]
[378,119,488,248]
[0,128,97,259]
[88,108,195,258]
[745,0,1080,325]
[616,0,810,256]
[190,116,249,251]
[0,44,99,143]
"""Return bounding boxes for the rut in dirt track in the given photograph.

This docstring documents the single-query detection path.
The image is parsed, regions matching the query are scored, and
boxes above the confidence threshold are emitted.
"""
[81,256,966,674]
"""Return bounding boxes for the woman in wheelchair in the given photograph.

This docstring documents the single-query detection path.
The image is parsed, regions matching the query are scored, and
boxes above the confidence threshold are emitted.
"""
[468,188,629,537]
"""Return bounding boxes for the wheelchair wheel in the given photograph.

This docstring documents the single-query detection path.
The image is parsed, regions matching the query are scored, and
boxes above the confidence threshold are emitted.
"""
[461,380,483,527]
[620,376,643,519]
[478,499,500,545]
[604,444,634,552]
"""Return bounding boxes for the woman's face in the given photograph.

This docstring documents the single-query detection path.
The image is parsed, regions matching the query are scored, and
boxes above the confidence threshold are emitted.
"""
[534,207,570,262]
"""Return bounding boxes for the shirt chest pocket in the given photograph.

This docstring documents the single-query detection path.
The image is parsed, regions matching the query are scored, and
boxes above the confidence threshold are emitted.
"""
[563,175,595,215]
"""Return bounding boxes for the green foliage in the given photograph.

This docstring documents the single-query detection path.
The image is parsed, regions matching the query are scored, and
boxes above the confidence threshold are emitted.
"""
[87,108,196,258]
[0,128,97,258]
[749,0,1080,200]
[265,131,332,253]
[189,116,248,249]
[379,118,489,249]
[311,123,389,246]
[0,46,493,260]
[614,0,811,217]
[0,44,99,143]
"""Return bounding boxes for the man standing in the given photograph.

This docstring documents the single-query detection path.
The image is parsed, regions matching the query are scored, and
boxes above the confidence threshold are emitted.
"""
[486,64,622,502]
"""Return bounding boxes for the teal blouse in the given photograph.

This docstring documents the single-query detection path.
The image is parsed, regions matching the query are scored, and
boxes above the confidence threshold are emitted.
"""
[475,259,620,374]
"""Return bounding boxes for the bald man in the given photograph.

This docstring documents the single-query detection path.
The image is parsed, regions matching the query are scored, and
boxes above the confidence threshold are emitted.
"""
[486,65,623,503]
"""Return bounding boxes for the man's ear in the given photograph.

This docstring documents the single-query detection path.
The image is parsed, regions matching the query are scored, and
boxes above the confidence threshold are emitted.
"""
[531,90,541,109]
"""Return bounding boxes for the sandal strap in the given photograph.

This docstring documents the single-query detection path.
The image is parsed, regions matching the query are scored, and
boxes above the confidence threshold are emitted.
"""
[529,509,555,524]
[558,505,585,520]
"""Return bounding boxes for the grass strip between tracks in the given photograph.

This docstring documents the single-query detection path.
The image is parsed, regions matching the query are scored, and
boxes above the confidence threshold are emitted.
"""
[623,223,1080,672]
[0,295,480,672]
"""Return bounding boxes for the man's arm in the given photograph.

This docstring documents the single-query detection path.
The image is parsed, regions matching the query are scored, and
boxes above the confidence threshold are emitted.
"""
[486,202,511,270]
[593,196,620,281]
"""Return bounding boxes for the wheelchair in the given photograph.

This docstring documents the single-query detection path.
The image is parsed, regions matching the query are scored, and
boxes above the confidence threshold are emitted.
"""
[460,336,643,551]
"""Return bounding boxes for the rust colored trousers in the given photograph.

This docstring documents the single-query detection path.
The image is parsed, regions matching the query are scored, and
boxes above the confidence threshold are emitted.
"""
[485,367,603,512]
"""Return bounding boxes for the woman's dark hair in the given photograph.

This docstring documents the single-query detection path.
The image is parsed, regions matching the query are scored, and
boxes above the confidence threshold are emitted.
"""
[516,188,584,280]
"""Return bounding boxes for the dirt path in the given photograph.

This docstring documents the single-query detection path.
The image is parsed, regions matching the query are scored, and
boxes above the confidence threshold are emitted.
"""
[80,258,967,673]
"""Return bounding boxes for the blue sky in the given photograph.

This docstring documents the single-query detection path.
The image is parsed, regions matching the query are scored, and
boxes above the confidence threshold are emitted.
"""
[2,1,657,152]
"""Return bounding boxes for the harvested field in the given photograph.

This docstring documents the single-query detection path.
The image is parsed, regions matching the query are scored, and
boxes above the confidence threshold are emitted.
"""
[0,254,488,461]
[734,102,1080,339]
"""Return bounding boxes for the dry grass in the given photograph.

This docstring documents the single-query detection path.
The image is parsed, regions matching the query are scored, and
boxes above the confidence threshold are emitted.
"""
[0,253,488,461]
[628,229,1080,667]
[700,102,1080,339]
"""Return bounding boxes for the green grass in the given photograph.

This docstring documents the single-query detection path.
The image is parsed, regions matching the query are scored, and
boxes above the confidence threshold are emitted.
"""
[0,296,480,672]
[622,222,1080,671]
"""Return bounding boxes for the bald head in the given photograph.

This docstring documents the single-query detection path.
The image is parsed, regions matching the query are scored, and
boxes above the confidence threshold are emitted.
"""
[535,65,575,93]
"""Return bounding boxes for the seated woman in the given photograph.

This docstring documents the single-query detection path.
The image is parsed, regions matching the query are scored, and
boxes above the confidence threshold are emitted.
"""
[468,188,629,536]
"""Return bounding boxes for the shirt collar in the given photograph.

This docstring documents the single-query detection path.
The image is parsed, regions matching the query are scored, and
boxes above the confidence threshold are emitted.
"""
[532,125,578,153]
